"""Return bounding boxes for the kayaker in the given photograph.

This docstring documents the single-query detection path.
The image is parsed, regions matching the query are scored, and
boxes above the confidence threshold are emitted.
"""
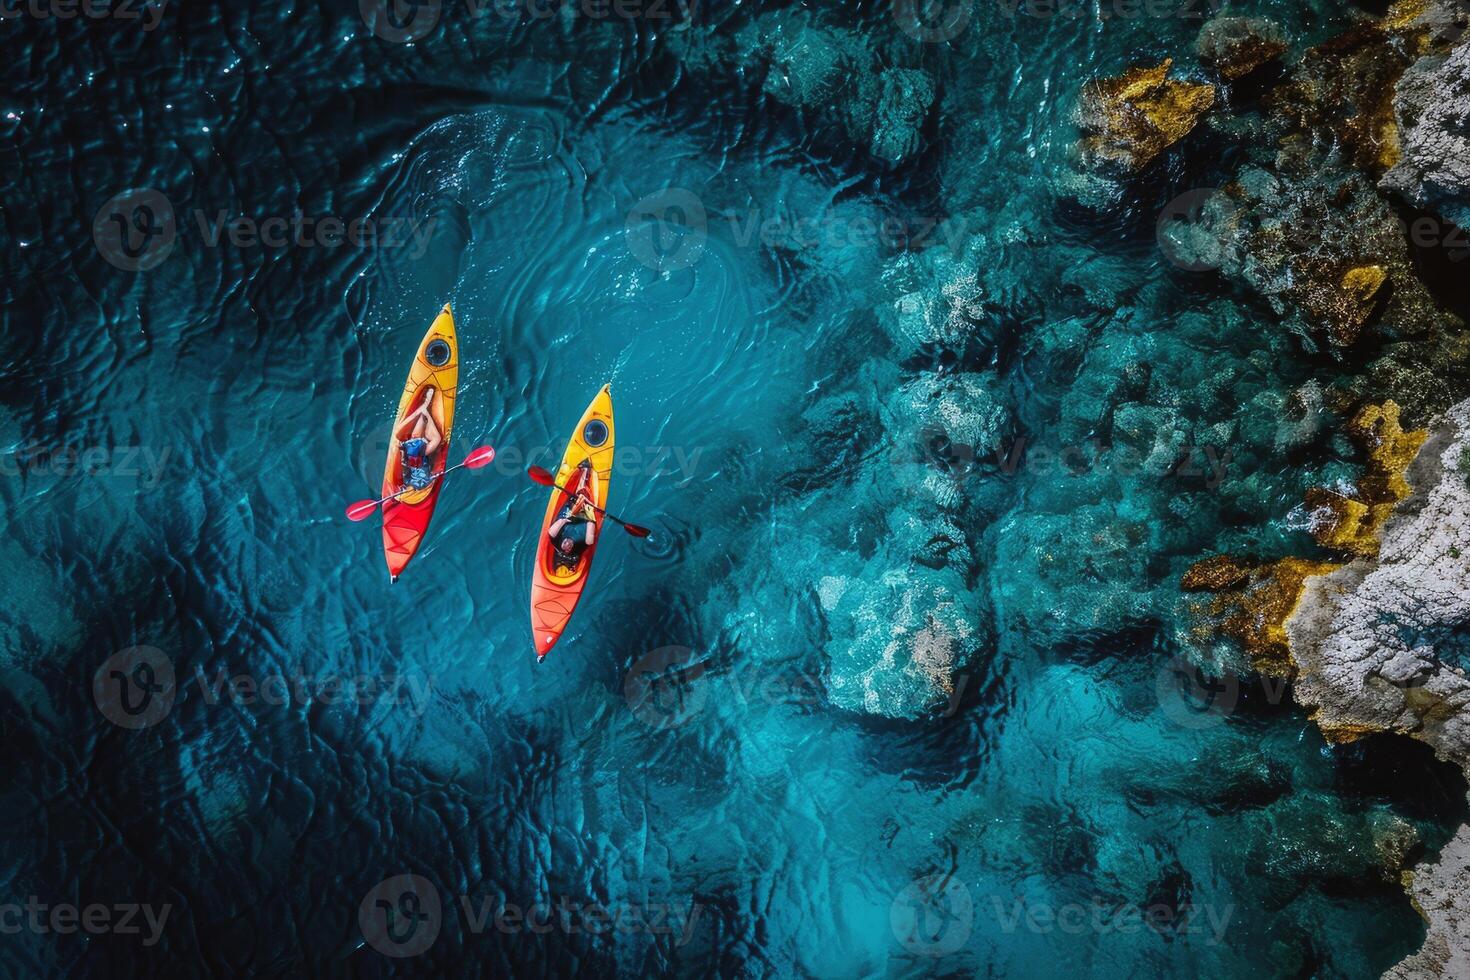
[394,388,443,490]
[548,462,598,569]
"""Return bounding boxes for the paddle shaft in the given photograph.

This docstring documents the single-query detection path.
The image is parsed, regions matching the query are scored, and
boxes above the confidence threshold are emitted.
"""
[374,456,475,508]
[545,475,639,532]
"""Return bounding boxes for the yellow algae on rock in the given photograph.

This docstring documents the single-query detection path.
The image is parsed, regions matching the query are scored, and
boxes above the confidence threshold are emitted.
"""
[1312,718,1389,745]
[1180,402,1427,671]
[1183,554,1341,673]
[1349,400,1426,504]
[1077,59,1216,174]
[1219,557,1343,674]
[1343,264,1387,306]
[1304,487,1377,556]
[1293,260,1390,346]
[1181,554,1255,591]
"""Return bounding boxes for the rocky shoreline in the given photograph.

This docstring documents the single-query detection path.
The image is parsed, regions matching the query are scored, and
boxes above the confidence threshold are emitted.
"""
[1158,4,1470,973]
[1189,398,1470,977]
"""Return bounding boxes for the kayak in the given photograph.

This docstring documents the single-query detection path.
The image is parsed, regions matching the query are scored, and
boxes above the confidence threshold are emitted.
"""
[381,304,458,582]
[530,384,615,659]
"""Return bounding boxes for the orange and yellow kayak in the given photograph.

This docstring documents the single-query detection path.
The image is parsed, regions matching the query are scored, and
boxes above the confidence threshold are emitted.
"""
[530,384,615,659]
[381,304,458,582]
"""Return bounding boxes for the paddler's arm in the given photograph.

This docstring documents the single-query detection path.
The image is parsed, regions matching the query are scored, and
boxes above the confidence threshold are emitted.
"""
[422,418,443,459]
[393,389,438,441]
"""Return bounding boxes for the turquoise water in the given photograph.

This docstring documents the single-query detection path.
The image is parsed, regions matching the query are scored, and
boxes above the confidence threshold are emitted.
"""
[3,1,1468,975]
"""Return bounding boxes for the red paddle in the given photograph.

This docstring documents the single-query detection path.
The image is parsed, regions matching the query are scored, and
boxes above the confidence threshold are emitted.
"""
[345,445,497,522]
[526,466,651,538]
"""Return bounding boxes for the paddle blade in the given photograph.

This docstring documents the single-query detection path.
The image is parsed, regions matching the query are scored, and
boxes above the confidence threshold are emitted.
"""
[527,466,555,486]
[622,523,652,538]
[463,446,497,469]
[345,499,380,522]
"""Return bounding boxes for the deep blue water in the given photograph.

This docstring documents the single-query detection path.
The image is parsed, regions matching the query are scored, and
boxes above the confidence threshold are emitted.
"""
[3,1,1468,977]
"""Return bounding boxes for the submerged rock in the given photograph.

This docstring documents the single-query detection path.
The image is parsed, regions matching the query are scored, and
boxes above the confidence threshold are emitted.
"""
[749,11,935,169]
[1181,554,1254,592]
[883,370,1014,471]
[822,558,990,718]
[1381,41,1470,230]
[1073,59,1215,199]
[859,68,937,169]
[1209,168,1447,348]
[1195,16,1288,82]
[1077,59,1216,175]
